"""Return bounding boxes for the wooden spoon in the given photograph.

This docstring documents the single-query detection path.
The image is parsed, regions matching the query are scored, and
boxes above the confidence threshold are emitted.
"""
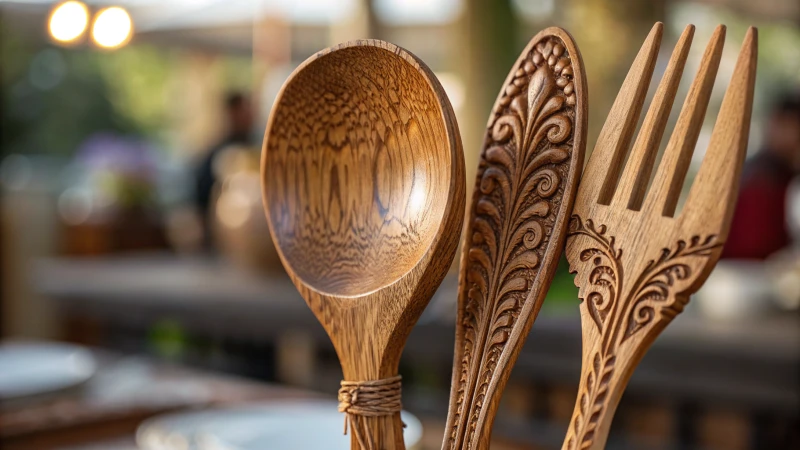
[261,40,466,450]
[443,27,587,450]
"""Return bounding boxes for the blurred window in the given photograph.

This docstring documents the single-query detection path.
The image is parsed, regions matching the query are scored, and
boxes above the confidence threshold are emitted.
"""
[374,0,463,25]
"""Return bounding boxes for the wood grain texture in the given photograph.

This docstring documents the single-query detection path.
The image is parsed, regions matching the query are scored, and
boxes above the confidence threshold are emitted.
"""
[261,40,466,450]
[443,27,587,450]
[562,24,758,450]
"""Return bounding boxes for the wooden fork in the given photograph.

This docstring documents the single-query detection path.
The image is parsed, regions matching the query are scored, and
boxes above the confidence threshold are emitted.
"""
[562,22,757,450]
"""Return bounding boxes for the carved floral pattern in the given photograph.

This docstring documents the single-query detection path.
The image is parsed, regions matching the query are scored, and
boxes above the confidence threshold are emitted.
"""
[566,352,616,450]
[448,37,577,448]
[564,215,721,450]
[567,218,621,333]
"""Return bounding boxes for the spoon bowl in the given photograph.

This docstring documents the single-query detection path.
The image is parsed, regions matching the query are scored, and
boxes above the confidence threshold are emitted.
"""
[264,42,456,298]
[262,40,465,449]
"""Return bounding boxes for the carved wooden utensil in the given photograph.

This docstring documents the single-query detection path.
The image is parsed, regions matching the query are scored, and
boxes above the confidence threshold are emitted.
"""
[262,40,465,450]
[443,27,587,450]
[563,23,757,450]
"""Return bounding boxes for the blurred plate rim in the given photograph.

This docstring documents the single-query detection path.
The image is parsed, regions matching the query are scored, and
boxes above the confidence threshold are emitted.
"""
[0,340,97,401]
[135,399,423,450]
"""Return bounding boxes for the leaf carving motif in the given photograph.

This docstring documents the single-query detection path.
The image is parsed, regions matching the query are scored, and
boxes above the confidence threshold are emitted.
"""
[566,352,616,450]
[623,235,719,342]
[567,217,621,332]
[448,37,577,449]
[564,215,722,450]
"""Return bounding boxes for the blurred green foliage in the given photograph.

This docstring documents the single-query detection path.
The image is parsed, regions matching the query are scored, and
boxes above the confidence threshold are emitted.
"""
[0,30,174,157]
[97,45,174,140]
[148,319,187,359]
[542,256,579,313]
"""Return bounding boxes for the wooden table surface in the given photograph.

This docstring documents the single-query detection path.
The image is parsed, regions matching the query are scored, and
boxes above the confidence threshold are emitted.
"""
[0,347,323,450]
[32,254,800,448]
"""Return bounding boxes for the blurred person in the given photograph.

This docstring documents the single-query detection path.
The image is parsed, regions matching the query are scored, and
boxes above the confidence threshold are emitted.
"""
[194,92,255,246]
[723,92,800,259]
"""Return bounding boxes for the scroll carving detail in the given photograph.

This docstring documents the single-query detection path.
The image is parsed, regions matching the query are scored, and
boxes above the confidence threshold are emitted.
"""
[448,37,578,448]
[564,215,721,450]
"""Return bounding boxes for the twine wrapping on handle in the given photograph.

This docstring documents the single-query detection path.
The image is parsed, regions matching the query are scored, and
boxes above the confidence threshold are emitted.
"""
[338,375,403,450]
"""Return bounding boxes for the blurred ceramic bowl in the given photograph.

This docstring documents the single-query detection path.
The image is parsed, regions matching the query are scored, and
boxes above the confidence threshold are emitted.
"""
[0,341,96,402]
[694,260,774,321]
[136,400,423,450]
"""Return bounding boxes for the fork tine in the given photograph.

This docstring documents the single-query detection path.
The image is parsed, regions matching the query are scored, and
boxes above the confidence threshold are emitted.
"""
[644,25,726,217]
[682,27,757,231]
[611,25,695,211]
[582,22,663,205]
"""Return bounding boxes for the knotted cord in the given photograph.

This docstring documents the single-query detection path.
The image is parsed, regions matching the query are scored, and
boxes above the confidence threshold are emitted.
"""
[338,375,403,450]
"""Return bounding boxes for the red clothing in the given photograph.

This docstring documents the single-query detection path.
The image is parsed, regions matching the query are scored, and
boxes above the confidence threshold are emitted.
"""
[722,152,793,259]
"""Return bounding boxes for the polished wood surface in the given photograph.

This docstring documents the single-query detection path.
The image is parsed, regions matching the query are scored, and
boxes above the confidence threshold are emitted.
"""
[443,27,587,450]
[562,23,758,450]
[262,40,466,449]
[37,255,800,448]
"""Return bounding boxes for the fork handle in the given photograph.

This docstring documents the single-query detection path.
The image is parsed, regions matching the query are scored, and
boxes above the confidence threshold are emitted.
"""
[562,336,642,450]
[561,327,658,450]
[562,343,622,450]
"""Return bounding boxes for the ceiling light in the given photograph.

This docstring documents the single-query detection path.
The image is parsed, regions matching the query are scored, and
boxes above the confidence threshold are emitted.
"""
[92,6,133,49]
[48,1,89,44]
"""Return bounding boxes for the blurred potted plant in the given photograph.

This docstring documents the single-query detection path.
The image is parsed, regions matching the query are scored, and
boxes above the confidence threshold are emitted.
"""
[58,132,167,255]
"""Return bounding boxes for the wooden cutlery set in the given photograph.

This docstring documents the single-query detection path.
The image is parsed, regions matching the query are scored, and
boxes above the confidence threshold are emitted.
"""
[261,23,757,450]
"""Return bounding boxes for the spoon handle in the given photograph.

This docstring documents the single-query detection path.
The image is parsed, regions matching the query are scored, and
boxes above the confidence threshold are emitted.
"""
[443,27,587,450]
[347,412,404,450]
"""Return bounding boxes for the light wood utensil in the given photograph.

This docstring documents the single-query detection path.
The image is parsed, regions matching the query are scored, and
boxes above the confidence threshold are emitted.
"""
[562,23,757,450]
[443,27,587,450]
[262,40,465,450]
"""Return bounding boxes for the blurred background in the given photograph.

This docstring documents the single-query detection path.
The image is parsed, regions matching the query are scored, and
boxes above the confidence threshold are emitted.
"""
[0,0,798,449]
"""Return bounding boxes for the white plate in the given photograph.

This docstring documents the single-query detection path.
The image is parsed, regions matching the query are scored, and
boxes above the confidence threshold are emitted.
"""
[0,341,97,401]
[136,401,423,450]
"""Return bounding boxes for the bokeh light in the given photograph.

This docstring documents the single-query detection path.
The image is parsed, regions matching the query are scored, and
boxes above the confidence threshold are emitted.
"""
[48,1,89,44]
[91,7,133,49]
